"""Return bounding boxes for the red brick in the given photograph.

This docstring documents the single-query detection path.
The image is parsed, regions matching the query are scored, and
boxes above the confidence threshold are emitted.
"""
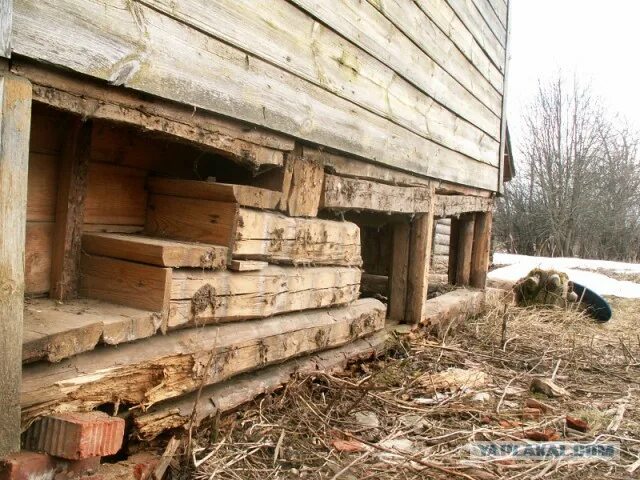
[23,412,124,460]
[0,451,100,480]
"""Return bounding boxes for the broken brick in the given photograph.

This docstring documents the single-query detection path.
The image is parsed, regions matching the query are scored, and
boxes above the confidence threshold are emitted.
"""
[566,415,589,432]
[23,412,124,460]
[0,451,100,480]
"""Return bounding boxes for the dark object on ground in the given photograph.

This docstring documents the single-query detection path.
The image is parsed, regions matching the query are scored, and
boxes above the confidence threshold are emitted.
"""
[571,282,612,322]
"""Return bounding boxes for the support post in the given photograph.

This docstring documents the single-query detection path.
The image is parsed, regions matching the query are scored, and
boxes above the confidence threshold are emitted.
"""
[447,217,459,285]
[405,194,435,324]
[455,213,475,286]
[388,221,410,321]
[50,119,92,300]
[470,211,493,288]
[0,73,31,456]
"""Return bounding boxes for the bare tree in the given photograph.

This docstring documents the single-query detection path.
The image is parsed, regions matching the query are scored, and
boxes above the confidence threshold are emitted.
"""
[494,76,640,261]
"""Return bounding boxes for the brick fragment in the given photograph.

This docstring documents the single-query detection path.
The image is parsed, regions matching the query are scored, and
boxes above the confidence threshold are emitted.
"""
[0,451,100,480]
[23,412,124,460]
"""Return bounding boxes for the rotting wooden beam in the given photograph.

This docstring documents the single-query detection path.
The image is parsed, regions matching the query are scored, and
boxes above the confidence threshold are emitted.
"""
[405,192,436,323]
[0,72,31,456]
[470,211,493,288]
[455,213,476,286]
[11,61,292,170]
[434,195,494,218]
[281,155,324,217]
[388,222,410,321]
[50,119,92,300]
[321,174,432,213]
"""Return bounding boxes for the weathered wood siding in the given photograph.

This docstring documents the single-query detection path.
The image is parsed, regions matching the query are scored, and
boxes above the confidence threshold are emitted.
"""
[12,0,508,191]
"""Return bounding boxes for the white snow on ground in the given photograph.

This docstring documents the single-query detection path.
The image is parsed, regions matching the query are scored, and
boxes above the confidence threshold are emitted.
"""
[489,253,640,298]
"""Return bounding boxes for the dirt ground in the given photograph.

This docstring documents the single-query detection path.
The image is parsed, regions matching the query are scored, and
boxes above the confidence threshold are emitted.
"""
[178,292,640,479]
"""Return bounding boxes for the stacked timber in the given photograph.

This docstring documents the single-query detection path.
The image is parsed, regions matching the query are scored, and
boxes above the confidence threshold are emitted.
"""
[432,218,451,274]
[21,175,384,438]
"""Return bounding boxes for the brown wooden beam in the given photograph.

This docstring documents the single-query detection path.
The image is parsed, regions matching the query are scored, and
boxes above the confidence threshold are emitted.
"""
[50,119,92,300]
[405,194,435,323]
[388,222,410,321]
[470,211,493,288]
[447,218,460,285]
[455,213,475,286]
[0,73,31,456]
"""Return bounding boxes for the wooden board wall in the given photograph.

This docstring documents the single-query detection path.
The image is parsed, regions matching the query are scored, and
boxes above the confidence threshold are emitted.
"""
[12,0,508,191]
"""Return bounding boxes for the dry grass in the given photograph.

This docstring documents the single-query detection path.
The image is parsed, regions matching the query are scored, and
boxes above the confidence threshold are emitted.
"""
[182,295,640,479]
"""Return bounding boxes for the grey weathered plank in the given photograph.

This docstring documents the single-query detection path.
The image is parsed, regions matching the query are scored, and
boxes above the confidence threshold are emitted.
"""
[485,0,508,28]
[471,0,507,43]
[0,0,11,58]
[365,0,502,100]
[0,73,31,456]
[290,0,500,138]
[144,0,501,161]
[13,0,500,190]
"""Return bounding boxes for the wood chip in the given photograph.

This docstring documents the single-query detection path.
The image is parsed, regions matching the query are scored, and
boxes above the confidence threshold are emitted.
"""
[529,378,570,398]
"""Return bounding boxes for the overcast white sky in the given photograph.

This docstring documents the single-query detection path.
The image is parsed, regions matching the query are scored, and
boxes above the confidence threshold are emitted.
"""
[506,0,640,153]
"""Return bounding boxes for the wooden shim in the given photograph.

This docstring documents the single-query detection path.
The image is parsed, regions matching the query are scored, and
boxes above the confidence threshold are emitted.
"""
[12,0,499,191]
[133,330,387,440]
[0,0,10,58]
[365,0,503,97]
[284,155,324,217]
[50,119,92,301]
[405,195,436,323]
[145,194,239,247]
[229,260,268,272]
[142,0,500,163]
[0,73,31,456]
[455,213,475,286]
[470,211,492,288]
[388,222,410,321]
[79,254,172,312]
[85,162,148,226]
[234,208,362,266]
[21,298,386,426]
[147,177,281,211]
[361,274,389,296]
[82,233,228,269]
[168,265,361,329]
[322,174,432,213]
[23,298,163,363]
[25,222,55,295]
[448,218,460,285]
[434,195,494,217]
[12,63,291,168]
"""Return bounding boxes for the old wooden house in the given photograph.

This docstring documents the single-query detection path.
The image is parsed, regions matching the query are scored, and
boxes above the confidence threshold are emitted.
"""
[0,0,510,457]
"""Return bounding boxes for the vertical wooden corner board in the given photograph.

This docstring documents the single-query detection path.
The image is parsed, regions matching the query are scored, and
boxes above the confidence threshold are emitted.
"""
[12,0,501,191]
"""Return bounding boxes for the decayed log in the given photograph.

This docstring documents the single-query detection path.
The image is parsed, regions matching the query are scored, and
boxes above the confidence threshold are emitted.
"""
[21,298,386,427]
[133,330,388,440]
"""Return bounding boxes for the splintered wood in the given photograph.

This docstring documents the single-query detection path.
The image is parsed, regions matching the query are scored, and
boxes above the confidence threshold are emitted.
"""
[21,298,386,426]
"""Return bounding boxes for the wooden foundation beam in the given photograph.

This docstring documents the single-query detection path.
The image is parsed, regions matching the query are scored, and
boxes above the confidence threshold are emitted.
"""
[0,73,31,456]
[388,222,410,321]
[50,119,92,300]
[405,194,436,323]
[455,213,475,286]
[470,211,493,288]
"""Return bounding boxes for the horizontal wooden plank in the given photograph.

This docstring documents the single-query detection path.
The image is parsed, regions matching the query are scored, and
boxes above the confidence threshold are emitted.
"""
[22,297,162,363]
[486,0,508,28]
[234,208,362,266]
[21,298,386,425]
[133,330,387,439]
[79,254,172,312]
[446,0,505,68]
[12,0,500,190]
[144,0,500,164]
[365,0,503,98]
[144,194,239,247]
[229,260,268,272]
[471,0,507,44]
[434,195,494,217]
[169,265,361,328]
[25,222,54,295]
[85,162,148,226]
[414,0,504,80]
[290,0,501,136]
[147,177,281,210]
[321,174,433,213]
[82,233,228,269]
